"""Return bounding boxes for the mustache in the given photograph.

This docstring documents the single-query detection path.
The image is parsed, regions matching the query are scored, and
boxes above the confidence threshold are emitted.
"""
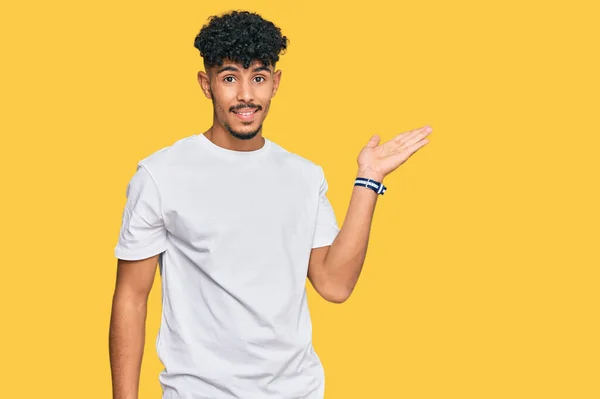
[230,103,262,112]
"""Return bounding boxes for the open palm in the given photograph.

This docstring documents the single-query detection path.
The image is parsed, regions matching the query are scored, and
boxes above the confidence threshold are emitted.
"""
[357,125,432,180]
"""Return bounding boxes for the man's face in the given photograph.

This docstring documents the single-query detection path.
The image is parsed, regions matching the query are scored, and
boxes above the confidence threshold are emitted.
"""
[198,59,282,140]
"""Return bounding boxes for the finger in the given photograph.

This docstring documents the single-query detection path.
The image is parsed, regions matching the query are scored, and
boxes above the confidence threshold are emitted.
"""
[400,132,429,151]
[397,127,432,149]
[392,127,424,143]
[365,134,381,148]
[403,126,432,143]
[401,138,430,158]
[394,125,432,145]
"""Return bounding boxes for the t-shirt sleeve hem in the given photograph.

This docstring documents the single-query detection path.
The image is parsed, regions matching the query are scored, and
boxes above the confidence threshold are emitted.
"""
[312,228,339,249]
[114,245,166,261]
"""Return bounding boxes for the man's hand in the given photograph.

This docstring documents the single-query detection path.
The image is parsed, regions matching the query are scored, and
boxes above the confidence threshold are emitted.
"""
[357,125,433,181]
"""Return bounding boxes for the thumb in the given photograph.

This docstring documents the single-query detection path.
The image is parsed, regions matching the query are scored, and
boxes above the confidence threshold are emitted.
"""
[366,134,380,148]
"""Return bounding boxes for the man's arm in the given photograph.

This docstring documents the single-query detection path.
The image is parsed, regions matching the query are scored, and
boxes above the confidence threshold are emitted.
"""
[109,254,160,399]
[308,170,380,303]
[308,126,432,303]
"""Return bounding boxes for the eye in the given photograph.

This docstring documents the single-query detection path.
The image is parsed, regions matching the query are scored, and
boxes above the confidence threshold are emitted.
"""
[223,76,236,83]
[254,76,266,83]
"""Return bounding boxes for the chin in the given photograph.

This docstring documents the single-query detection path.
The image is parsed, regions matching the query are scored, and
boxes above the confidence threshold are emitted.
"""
[225,123,262,140]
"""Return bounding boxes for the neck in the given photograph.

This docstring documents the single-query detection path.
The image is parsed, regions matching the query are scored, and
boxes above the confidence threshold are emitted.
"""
[203,123,265,152]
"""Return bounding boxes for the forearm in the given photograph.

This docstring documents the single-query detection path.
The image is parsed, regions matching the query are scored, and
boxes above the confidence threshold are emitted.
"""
[109,293,148,399]
[323,169,383,297]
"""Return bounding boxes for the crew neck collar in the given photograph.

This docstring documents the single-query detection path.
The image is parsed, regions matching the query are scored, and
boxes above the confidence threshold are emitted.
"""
[196,133,271,160]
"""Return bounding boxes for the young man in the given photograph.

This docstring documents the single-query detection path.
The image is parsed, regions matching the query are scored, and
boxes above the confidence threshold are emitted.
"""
[109,10,432,399]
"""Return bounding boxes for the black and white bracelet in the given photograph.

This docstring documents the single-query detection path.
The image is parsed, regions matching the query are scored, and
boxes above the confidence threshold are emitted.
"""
[354,177,387,195]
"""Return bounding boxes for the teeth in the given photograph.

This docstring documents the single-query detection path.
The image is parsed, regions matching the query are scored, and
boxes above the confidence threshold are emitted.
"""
[235,108,255,115]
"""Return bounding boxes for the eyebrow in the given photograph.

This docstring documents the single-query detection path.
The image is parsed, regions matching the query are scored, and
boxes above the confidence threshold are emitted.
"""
[216,65,239,74]
[252,66,272,74]
[216,65,272,74]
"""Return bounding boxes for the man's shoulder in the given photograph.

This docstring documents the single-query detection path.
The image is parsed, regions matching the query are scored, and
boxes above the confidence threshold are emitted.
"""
[269,139,321,174]
[137,134,199,170]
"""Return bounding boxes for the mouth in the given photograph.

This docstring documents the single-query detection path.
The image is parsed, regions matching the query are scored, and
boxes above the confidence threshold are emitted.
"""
[232,107,260,121]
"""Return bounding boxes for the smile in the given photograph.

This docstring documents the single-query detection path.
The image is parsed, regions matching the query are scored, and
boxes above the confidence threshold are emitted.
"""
[232,108,260,121]
[233,108,259,116]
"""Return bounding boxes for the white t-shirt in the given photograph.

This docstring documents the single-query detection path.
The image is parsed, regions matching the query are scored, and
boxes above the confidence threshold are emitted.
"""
[114,133,340,399]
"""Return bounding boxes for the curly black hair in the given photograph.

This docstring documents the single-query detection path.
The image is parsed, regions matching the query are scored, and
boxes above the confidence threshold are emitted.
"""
[193,10,289,69]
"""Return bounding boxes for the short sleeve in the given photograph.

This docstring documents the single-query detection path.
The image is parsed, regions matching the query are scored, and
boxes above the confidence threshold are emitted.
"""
[312,166,340,248]
[114,164,167,260]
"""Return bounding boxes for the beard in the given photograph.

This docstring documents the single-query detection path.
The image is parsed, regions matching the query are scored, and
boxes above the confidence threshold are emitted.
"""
[223,122,262,140]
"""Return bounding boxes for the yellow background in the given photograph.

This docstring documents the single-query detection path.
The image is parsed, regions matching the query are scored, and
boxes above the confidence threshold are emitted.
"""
[1,0,598,398]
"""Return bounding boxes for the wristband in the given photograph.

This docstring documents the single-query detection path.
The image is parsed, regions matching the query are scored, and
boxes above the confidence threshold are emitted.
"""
[354,177,387,195]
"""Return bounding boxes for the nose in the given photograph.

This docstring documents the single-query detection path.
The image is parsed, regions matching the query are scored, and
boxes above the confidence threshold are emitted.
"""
[236,80,254,103]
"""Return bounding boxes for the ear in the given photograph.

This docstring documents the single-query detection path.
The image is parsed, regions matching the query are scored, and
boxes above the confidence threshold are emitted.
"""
[271,69,282,98]
[197,71,212,99]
